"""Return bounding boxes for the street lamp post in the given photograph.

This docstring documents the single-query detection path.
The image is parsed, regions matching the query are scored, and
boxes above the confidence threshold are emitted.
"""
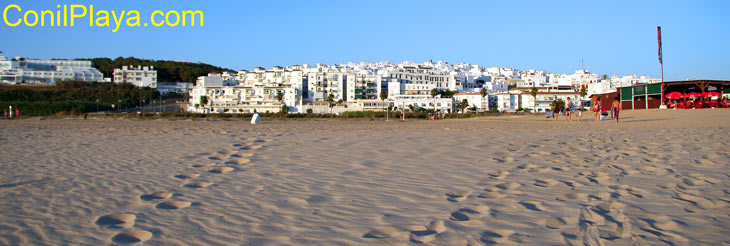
[96,99,99,112]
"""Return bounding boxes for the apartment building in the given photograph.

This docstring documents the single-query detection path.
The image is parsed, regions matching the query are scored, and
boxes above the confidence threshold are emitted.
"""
[0,56,104,84]
[113,66,158,88]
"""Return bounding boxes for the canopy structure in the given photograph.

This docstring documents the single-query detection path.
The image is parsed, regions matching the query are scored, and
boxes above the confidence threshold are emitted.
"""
[664,91,683,99]
[618,80,730,110]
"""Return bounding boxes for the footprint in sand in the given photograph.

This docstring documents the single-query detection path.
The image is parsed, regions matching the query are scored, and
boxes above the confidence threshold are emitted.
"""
[209,167,234,174]
[208,155,230,161]
[534,178,559,187]
[112,229,153,244]
[555,192,588,202]
[545,217,575,229]
[96,214,136,229]
[140,191,173,200]
[496,181,522,190]
[586,171,612,184]
[516,164,539,170]
[446,191,470,202]
[238,152,254,158]
[588,191,612,201]
[364,220,446,243]
[193,163,216,168]
[174,173,200,179]
[480,229,514,244]
[217,149,237,155]
[560,179,583,188]
[156,200,192,209]
[578,206,604,225]
[450,204,490,221]
[240,145,263,150]
[225,158,251,165]
[195,152,215,156]
[487,170,510,180]
[364,227,406,238]
[494,157,515,163]
[639,214,680,231]
[594,200,626,214]
[186,181,213,188]
[478,191,507,199]
[672,192,717,209]
[519,200,546,211]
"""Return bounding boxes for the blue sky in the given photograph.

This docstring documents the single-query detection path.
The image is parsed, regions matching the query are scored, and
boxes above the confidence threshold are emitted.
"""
[1,0,728,81]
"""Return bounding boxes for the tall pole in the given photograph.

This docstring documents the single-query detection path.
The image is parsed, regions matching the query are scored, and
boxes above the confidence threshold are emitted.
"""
[658,26,665,106]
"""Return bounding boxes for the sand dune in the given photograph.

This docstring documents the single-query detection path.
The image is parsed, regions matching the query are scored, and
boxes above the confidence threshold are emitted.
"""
[0,109,729,245]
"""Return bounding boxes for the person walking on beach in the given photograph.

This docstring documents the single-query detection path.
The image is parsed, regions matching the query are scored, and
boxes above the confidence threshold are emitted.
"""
[565,97,572,122]
[593,98,601,122]
[552,101,559,121]
[577,106,583,121]
[611,96,620,123]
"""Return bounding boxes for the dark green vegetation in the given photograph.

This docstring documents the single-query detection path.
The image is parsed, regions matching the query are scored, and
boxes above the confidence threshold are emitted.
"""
[0,82,159,116]
[81,57,233,83]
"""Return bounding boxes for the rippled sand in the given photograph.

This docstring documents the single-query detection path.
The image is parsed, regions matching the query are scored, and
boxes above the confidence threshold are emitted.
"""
[1,109,729,245]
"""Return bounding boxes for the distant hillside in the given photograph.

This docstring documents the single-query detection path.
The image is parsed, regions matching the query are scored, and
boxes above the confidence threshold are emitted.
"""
[81,57,234,84]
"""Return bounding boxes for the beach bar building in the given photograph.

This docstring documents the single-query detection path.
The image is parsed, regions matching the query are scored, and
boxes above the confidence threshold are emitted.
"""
[617,80,730,110]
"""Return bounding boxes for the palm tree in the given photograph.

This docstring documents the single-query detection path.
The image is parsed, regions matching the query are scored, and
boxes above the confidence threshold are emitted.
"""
[276,90,285,114]
[200,96,208,113]
[579,86,588,111]
[430,88,439,112]
[480,87,488,112]
[530,87,538,113]
[380,90,388,121]
[326,93,335,114]
[459,99,469,114]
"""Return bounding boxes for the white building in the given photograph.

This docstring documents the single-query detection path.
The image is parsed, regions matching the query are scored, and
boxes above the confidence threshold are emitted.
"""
[113,66,158,88]
[453,93,489,112]
[491,86,581,112]
[183,61,658,115]
[0,56,104,84]
[390,94,453,113]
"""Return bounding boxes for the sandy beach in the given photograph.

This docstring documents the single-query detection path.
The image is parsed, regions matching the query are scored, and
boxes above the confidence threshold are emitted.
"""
[1,109,729,245]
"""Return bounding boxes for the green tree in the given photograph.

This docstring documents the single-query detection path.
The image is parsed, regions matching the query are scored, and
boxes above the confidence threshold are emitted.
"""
[459,99,469,113]
[276,90,283,102]
[280,104,288,115]
[430,88,439,111]
[530,87,538,113]
[200,95,208,106]
[326,93,335,114]
[82,57,233,83]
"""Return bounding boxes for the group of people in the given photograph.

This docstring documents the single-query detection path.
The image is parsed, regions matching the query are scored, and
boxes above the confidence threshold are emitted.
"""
[551,97,581,122]
[550,97,620,123]
[668,96,730,109]
[3,106,20,119]
[590,97,620,123]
